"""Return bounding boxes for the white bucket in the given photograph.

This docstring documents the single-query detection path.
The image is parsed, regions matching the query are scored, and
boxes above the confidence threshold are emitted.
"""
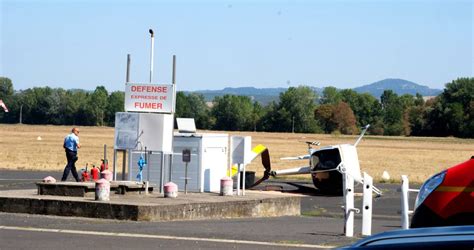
[164,182,178,198]
[101,170,113,181]
[95,178,110,201]
[220,177,233,196]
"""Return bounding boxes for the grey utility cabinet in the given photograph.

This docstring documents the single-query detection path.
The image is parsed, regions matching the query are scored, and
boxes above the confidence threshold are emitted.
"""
[171,133,228,192]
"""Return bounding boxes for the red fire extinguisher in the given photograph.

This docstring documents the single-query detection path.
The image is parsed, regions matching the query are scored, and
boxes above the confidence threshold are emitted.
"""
[91,164,100,180]
[81,164,90,182]
[100,159,108,172]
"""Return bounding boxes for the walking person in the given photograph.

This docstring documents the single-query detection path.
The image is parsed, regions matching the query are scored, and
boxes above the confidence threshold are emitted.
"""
[61,127,81,182]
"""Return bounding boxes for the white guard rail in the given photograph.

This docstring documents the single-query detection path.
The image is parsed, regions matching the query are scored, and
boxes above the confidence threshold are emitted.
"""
[343,171,375,237]
[400,175,420,229]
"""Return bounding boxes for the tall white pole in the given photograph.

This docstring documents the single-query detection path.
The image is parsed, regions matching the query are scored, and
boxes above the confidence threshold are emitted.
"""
[401,175,410,229]
[242,164,246,196]
[362,172,373,236]
[126,54,131,83]
[343,173,355,237]
[149,29,155,83]
[171,55,176,113]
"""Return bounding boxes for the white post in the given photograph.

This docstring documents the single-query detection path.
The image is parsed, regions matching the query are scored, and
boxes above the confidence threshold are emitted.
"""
[242,164,246,196]
[149,29,155,83]
[401,175,410,229]
[343,172,356,237]
[362,172,373,236]
[128,149,133,181]
[146,148,150,183]
[113,149,117,181]
[161,152,165,194]
[103,144,107,163]
[236,164,241,196]
[171,55,177,113]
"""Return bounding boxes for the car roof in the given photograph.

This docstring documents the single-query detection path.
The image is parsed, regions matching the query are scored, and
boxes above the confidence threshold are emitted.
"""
[349,226,474,247]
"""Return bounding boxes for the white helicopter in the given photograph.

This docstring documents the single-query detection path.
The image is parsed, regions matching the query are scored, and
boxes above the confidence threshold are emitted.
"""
[252,125,382,195]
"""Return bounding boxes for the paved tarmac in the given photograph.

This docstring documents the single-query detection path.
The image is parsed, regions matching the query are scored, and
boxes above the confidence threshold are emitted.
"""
[0,170,417,249]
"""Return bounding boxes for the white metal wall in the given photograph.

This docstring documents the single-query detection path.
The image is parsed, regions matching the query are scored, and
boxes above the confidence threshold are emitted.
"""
[170,134,228,192]
[126,134,228,193]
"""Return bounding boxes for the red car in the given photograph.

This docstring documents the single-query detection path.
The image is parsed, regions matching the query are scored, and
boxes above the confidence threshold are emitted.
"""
[411,156,474,228]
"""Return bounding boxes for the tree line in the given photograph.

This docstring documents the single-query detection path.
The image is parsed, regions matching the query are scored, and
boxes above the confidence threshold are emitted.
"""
[1,77,472,138]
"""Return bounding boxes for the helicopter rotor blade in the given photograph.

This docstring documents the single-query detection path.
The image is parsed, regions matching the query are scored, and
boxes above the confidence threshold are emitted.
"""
[250,148,272,188]
[280,155,310,160]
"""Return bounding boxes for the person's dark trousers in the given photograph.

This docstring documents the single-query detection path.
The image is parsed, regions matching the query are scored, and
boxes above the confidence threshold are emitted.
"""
[61,149,80,182]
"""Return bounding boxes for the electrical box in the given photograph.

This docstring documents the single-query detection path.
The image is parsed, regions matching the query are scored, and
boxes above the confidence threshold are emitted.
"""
[114,112,174,152]
[231,136,252,165]
[171,133,228,192]
[338,144,362,183]
[124,132,228,193]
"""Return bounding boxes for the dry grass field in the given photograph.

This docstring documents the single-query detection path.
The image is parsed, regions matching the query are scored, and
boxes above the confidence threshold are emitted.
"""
[1,124,473,183]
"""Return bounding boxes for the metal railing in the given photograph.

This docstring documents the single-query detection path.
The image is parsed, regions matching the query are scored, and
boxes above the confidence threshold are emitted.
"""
[400,175,420,229]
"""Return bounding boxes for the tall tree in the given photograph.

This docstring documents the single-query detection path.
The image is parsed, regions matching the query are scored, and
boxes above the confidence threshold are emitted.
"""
[314,104,335,133]
[414,93,425,106]
[408,96,429,136]
[0,77,14,99]
[64,90,89,125]
[105,91,125,126]
[251,101,266,131]
[320,86,342,105]
[186,93,212,129]
[175,92,211,129]
[424,78,474,137]
[340,89,383,129]
[211,95,253,131]
[274,86,320,133]
[442,77,474,137]
[29,87,54,124]
[332,102,357,134]
[260,101,289,132]
[0,77,14,122]
[398,94,416,135]
[175,92,189,119]
[380,90,404,135]
[314,102,357,134]
[88,86,108,126]
[466,100,474,138]
[46,88,67,124]
[424,97,448,136]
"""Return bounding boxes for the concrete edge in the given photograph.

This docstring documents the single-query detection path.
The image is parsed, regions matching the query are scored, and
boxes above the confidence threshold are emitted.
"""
[0,196,300,222]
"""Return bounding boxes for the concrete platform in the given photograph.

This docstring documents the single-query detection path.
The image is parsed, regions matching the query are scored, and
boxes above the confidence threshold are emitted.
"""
[0,189,301,222]
[36,181,154,197]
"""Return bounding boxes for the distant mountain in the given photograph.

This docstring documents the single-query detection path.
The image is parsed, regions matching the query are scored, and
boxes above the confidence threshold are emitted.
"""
[353,78,442,98]
[189,79,442,104]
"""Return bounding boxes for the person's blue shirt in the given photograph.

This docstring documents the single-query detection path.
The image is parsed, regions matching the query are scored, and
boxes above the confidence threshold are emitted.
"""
[64,133,80,152]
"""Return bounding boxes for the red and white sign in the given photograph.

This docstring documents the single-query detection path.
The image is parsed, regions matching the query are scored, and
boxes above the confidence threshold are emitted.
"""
[0,99,9,112]
[124,83,175,113]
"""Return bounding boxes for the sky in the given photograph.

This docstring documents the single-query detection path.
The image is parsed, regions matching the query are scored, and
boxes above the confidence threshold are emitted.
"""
[1,0,473,92]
